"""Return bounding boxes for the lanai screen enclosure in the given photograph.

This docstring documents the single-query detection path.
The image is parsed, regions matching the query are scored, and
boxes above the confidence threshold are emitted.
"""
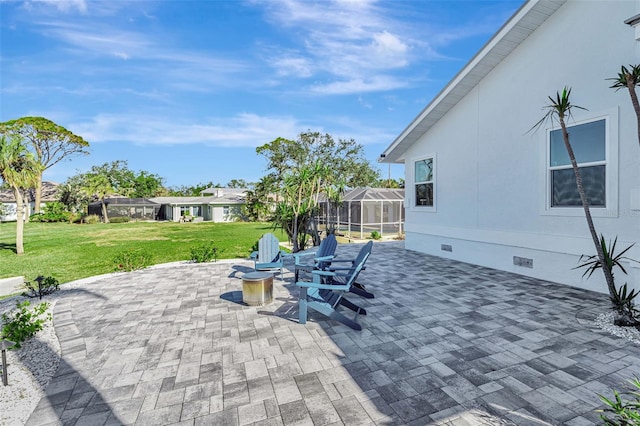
[319,188,405,239]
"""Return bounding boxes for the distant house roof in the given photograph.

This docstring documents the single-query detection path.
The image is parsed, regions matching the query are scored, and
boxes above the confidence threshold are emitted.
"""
[200,187,248,197]
[88,198,159,207]
[0,181,60,203]
[320,188,405,203]
[150,193,246,206]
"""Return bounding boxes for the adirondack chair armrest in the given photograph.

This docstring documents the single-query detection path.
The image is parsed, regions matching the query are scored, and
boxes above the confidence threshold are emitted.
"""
[292,252,316,264]
[326,258,355,264]
[314,255,334,262]
[295,280,349,291]
[250,251,258,260]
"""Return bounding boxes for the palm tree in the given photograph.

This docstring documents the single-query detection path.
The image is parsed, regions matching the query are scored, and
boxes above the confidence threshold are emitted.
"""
[0,136,41,255]
[609,64,640,147]
[84,173,115,223]
[531,87,616,299]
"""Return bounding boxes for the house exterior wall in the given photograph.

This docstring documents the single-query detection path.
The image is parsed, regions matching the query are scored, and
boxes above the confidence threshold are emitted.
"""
[403,0,640,294]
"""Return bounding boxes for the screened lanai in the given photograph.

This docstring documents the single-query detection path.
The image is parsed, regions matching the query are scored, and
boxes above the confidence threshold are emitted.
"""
[318,188,405,239]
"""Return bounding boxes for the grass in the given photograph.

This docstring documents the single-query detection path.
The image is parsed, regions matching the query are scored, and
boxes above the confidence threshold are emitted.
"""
[0,221,287,285]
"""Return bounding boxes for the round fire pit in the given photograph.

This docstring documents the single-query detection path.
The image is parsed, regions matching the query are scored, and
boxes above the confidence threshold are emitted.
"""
[242,271,273,306]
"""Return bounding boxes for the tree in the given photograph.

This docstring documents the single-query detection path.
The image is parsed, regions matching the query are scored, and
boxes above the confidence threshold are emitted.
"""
[256,131,380,249]
[531,88,617,300]
[0,117,89,213]
[0,136,41,254]
[131,171,166,198]
[226,179,249,188]
[168,181,220,196]
[243,176,276,221]
[84,172,115,223]
[609,65,640,148]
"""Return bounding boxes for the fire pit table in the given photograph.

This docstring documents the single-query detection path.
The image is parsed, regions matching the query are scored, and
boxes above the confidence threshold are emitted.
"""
[242,271,273,306]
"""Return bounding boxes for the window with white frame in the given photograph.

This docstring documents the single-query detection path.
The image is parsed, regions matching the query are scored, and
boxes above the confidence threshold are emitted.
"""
[414,157,434,207]
[223,206,229,216]
[549,118,606,207]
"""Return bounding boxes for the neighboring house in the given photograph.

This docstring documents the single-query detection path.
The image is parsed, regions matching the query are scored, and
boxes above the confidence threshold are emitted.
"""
[151,187,247,222]
[318,188,405,239]
[0,181,59,222]
[380,0,640,294]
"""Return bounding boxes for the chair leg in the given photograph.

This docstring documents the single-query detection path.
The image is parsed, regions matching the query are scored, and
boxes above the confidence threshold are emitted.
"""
[339,297,367,316]
[350,282,375,299]
[299,287,308,324]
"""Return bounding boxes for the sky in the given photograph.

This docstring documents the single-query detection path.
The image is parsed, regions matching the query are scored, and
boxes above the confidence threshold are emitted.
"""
[0,0,523,189]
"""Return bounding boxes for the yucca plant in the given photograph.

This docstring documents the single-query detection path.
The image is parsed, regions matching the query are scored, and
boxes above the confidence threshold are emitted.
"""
[575,235,639,324]
[530,88,617,301]
[609,64,640,148]
[598,377,640,425]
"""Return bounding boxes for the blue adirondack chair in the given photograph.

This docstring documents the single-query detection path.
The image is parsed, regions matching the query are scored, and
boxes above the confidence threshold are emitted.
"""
[250,233,285,276]
[326,241,375,299]
[293,233,338,282]
[296,241,372,331]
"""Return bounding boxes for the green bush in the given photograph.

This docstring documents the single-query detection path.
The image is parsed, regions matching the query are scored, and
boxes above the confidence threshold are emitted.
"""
[30,202,72,223]
[83,214,100,224]
[190,243,219,263]
[1,301,51,349]
[109,217,130,223]
[598,377,640,425]
[113,248,152,271]
[370,231,381,240]
[23,275,60,299]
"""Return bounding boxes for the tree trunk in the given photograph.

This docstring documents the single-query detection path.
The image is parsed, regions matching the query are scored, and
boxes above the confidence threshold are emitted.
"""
[13,187,25,255]
[292,213,299,253]
[626,75,640,148]
[560,118,617,298]
[34,174,43,214]
[101,199,109,223]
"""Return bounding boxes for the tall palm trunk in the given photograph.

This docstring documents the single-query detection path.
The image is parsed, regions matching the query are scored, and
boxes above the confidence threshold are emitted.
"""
[13,187,25,255]
[626,77,640,148]
[559,117,616,298]
[34,174,43,214]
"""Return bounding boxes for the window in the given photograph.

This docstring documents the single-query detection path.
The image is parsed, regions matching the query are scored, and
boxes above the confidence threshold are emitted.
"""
[414,157,434,207]
[192,206,202,217]
[223,206,229,216]
[549,119,606,207]
[180,206,190,216]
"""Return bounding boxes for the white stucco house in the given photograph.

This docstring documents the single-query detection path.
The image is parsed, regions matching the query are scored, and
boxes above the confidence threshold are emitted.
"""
[150,187,246,222]
[381,0,640,294]
[0,181,59,222]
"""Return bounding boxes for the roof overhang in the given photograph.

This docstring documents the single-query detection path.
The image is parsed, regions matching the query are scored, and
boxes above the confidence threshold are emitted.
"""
[380,0,566,164]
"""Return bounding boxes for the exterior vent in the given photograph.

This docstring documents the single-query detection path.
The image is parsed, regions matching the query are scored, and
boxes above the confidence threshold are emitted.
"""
[513,256,533,268]
[441,244,452,252]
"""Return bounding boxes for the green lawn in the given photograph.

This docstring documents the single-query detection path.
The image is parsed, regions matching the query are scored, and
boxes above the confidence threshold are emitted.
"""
[0,221,287,284]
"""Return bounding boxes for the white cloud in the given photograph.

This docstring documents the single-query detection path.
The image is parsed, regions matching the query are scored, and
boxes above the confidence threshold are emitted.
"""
[69,113,303,148]
[26,0,87,13]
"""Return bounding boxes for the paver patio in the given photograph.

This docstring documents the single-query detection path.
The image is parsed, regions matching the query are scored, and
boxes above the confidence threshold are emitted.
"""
[25,241,640,425]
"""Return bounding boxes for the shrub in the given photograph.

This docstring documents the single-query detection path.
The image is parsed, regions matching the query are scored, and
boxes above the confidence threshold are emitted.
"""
[23,276,60,300]
[30,202,72,223]
[109,216,130,223]
[113,248,152,272]
[370,231,381,240]
[1,301,51,349]
[190,243,219,263]
[598,377,640,425]
[83,214,100,224]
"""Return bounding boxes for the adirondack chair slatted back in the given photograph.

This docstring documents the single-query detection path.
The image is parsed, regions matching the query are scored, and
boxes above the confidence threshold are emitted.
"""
[317,234,337,269]
[258,233,281,263]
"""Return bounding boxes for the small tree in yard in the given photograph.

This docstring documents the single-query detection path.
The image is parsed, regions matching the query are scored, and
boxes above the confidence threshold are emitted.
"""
[0,136,41,254]
[531,88,618,307]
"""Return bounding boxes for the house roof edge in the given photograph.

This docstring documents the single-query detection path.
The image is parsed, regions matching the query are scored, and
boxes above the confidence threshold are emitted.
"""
[379,0,566,164]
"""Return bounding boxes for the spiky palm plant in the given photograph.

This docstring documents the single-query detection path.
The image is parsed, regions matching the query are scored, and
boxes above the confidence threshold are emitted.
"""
[531,87,617,301]
[609,64,640,148]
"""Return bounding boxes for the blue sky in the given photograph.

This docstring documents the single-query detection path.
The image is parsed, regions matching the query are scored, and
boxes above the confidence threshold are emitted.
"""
[1,0,522,188]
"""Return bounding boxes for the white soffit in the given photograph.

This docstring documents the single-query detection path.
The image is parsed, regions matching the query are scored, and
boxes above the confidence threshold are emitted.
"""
[381,0,566,163]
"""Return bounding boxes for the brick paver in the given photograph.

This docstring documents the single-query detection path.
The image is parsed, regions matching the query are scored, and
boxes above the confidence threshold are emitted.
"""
[25,242,640,425]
